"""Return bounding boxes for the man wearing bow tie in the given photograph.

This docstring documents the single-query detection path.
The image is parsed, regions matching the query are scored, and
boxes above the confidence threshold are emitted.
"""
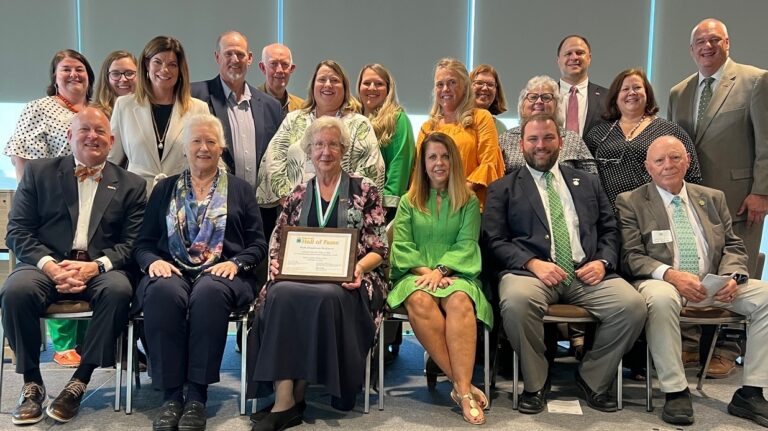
[1,106,146,425]
[616,135,768,427]
[483,113,645,414]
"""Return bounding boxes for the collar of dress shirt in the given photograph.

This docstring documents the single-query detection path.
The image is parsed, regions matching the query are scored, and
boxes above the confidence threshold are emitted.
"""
[221,77,252,105]
[525,163,564,185]
[656,181,691,208]
[697,59,727,85]
[74,156,106,171]
[559,77,589,94]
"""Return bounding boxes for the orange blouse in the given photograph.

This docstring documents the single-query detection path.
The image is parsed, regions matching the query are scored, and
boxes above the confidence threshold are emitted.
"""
[418,108,505,207]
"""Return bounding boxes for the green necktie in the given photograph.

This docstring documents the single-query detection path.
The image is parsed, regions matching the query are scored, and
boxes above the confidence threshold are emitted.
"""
[543,171,575,286]
[697,77,715,127]
[671,196,700,274]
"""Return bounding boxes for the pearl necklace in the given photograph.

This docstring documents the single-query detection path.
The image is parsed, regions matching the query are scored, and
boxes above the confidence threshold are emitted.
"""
[621,115,646,140]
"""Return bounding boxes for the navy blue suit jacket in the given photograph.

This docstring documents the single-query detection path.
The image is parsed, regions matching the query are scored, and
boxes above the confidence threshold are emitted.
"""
[190,76,284,175]
[482,165,619,281]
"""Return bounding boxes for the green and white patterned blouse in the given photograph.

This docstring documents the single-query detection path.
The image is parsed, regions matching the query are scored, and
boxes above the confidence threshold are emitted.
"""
[256,109,385,206]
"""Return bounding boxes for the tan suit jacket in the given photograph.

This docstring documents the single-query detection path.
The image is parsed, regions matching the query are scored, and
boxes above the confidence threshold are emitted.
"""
[668,58,768,221]
[616,182,748,279]
[108,94,209,195]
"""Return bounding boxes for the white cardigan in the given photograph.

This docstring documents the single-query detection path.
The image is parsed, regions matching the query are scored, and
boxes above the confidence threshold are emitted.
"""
[109,94,209,195]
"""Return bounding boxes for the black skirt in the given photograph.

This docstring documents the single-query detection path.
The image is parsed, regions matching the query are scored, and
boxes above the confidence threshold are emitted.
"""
[246,281,376,399]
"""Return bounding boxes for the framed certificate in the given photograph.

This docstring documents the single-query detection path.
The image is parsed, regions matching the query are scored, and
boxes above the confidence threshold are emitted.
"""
[275,226,359,283]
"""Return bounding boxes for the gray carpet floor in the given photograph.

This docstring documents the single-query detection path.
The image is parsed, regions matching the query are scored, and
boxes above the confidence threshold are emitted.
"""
[0,333,758,430]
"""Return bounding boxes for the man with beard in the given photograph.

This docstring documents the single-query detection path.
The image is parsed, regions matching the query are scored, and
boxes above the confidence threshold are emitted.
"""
[482,113,645,414]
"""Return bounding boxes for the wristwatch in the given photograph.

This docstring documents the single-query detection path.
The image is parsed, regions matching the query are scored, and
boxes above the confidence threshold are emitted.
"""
[230,257,244,274]
[436,264,450,277]
[95,260,106,274]
[731,273,748,285]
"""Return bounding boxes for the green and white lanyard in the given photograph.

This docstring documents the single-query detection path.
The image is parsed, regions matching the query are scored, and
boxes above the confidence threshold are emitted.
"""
[314,175,342,227]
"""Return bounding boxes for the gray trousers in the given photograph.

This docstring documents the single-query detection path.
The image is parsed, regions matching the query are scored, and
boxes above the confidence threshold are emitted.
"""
[636,278,768,392]
[499,274,646,393]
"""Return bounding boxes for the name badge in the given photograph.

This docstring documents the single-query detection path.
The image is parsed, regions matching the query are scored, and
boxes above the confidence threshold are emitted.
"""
[652,230,673,244]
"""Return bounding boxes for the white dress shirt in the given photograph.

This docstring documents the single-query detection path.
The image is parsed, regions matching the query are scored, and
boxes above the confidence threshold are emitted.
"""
[559,78,589,136]
[222,78,258,190]
[693,62,726,128]
[526,164,586,264]
[651,182,709,280]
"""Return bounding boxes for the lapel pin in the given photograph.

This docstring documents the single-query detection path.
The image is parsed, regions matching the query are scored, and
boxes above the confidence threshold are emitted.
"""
[698,199,705,206]
[572,178,580,186]
[107,185,116,190]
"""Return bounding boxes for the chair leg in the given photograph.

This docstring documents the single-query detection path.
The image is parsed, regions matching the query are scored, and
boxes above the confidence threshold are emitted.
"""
[115,333,122,411]
[364,348,371,414]
[126,320,134,415]
[0,323,5,412]
[698,324,721,391]
[240,315,247,416]
[646,342,653,412]
[617,358,623,410]
[484,326,490,409]
[378,321,385,411]
[512,350,519,410]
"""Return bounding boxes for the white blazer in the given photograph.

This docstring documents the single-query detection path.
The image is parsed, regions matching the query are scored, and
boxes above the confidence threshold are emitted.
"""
[109,94,209,195]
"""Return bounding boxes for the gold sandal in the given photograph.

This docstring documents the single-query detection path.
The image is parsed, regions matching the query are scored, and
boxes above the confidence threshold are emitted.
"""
[450,389,486,425]
[470,385,489,410]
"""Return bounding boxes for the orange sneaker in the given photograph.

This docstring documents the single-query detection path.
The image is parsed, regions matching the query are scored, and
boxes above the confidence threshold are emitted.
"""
[53,349,81,368]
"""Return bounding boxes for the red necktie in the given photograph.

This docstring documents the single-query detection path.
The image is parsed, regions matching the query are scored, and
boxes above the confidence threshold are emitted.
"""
[74,165,103,183]
[565,86,579,133]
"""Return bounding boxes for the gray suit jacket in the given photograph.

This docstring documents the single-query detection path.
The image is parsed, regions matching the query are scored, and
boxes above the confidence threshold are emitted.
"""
[615,182,748,279]
[667,58,768,221]
[6,155,147,270]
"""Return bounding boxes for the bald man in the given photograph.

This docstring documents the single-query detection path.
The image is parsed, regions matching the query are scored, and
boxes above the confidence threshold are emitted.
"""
[616,136,768,427]
[1,107,146,425]
[258,43,304,114]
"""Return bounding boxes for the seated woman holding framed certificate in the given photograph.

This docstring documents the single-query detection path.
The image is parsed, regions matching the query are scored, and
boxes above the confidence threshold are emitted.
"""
[248,116,388,431]
[386,132,492,425]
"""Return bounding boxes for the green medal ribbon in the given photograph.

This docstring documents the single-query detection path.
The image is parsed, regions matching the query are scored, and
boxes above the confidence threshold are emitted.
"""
[315,175,342,228]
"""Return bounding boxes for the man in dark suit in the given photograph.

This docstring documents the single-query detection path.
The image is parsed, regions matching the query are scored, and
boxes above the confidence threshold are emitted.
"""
[0,107,146,425]
[616,136,768,427]
[556,35,608,137]
[668,18,768,377]
[483,113,645,414]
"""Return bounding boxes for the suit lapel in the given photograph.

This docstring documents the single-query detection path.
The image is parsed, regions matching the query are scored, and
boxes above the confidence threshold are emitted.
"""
[87,164,118,243]
[161,100,184,163]
[59,156,79,235]
[584,82,601,134]
[250,86,267,165]
[686,186,718,268]
[561,168,586,239]
[696,61,736,142]
[134,103,162,171]
[645,185,675,260]
[209,78,235,170]
[678,77,698,138]
[519,169,548,229]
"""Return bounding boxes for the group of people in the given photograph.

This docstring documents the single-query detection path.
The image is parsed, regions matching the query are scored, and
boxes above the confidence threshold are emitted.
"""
[1,16,767,431]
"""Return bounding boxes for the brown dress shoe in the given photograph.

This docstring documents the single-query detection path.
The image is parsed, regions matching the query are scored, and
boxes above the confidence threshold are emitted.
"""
[47,379,87,423]
[707,355,736,378]
[681,351,699,368]
[12,382,47,425]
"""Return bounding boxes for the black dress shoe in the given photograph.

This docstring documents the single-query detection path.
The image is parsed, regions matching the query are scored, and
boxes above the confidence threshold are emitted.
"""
[178,401,206,431]
[12,382,47,425]
[575,372,617,412]
[251,400,306,423]
[153,400,184,431]
[252,405,302,431]
[46,379,86,423]
[728,388,768,427]
[518,379,551,414]
[662,388,694,425]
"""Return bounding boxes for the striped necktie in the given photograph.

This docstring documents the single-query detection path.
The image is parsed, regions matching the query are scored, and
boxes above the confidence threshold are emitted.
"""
[544,171,575,286]
[671,196,699,274]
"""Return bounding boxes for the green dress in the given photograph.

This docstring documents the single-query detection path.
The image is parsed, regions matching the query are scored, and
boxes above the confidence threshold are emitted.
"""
[386,191,492,327]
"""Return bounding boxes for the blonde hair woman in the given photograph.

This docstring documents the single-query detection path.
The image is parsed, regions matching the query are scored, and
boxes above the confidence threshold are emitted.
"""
[355,63,415,212]
[418,58,504,208]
